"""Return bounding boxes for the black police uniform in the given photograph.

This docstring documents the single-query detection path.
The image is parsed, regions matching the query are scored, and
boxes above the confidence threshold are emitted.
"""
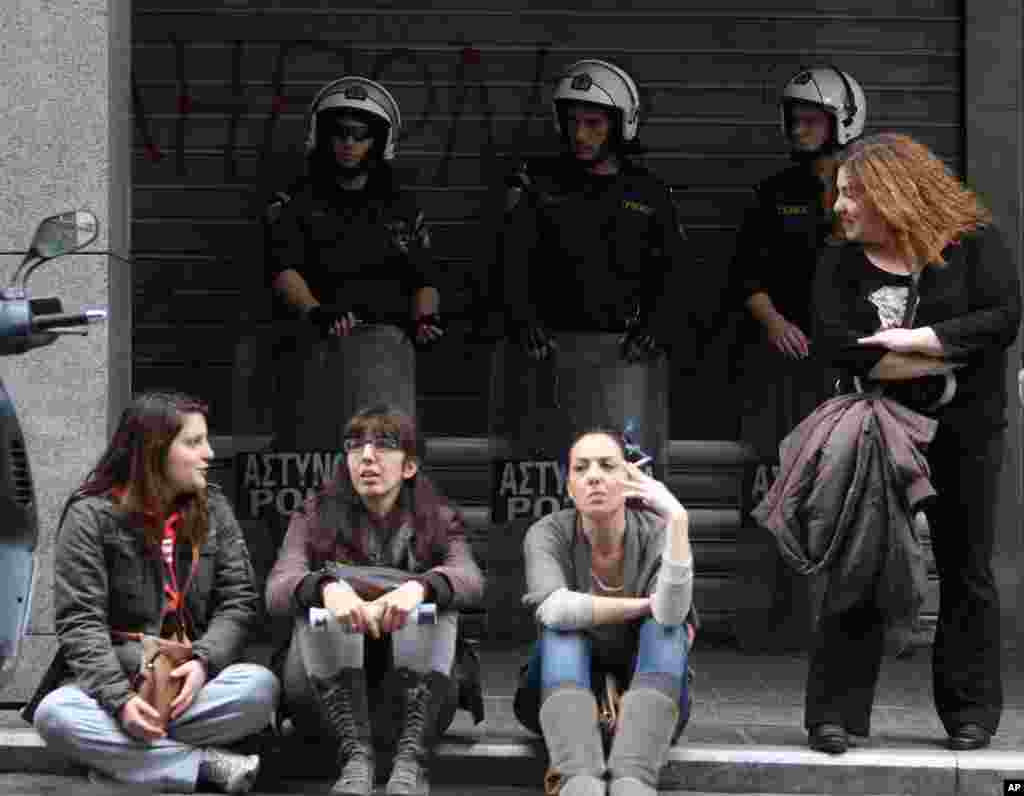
[502,154,689,341]
[495,154,690,477]
[261,163,435,452]
[265,163,436,325]
[729,162,839,654]
[731,163,838,460]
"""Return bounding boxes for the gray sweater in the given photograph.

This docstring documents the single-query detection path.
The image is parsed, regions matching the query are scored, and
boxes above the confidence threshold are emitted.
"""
[522,507,698,657]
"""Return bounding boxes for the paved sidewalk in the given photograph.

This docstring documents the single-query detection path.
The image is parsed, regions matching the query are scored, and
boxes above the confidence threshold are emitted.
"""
[0,641,1020,794]
[463,641,1024,749]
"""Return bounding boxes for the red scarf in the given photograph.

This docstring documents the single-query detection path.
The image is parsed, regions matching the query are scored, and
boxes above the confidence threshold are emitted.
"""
[109,487,197,618]
[161,512,183,614]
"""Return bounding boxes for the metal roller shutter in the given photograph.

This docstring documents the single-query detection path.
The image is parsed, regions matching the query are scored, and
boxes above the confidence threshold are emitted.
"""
[132,1,961,643]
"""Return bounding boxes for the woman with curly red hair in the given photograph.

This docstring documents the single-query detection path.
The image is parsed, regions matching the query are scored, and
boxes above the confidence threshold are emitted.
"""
[809,133,1020,753]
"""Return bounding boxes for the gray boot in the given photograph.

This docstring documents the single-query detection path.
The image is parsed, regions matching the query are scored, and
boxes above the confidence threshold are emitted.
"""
[607,687,679,796]
[385,668,450,796]
[311,669,375,796]
[538,686,607,796]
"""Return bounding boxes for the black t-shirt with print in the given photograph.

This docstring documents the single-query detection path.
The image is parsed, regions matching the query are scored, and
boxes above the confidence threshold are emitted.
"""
[813,227,1021,430]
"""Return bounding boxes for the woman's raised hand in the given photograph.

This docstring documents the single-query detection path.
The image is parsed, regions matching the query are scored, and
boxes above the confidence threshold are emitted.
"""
[618,461,686,521]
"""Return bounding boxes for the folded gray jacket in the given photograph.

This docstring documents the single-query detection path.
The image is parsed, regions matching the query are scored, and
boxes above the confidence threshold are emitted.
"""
[751,393,937,632]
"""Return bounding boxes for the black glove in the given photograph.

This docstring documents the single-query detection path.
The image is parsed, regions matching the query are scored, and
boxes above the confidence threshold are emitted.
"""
[518,322,555,361]
[306,305,355,338]
[409,313,446,350]
[620,313,662,362]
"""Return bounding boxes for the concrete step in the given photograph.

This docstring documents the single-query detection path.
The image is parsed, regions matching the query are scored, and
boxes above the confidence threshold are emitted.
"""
[0,776,845,796]
[6,646,1020,795]
[1,720,1020,796]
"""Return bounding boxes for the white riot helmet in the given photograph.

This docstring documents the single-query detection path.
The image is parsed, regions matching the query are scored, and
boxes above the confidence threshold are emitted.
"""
[306,76,402,160]
[780,66,866,148]
[551,59,641,142]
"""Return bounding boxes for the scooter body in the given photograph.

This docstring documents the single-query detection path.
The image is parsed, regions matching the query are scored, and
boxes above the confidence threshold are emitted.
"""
[0,210,104,688]
[0,379,36,685]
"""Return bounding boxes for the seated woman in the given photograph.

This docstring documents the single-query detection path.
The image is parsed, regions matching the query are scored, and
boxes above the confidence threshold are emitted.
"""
[265,403,484,796]
[514,428,696,796]
[29,391,280,794]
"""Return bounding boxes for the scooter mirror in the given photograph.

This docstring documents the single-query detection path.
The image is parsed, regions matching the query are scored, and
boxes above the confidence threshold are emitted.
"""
[29,210,99,261]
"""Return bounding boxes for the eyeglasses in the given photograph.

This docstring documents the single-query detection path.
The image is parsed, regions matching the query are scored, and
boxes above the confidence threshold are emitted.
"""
[342,432,402,453]
[330,124,374,143]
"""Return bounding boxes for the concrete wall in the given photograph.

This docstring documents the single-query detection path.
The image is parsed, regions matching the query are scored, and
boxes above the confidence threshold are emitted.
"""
[0,0,132,699]
[965,1,1024,653]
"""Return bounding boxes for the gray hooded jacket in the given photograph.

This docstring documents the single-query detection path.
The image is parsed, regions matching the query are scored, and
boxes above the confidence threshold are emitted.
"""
[752,393,936,633]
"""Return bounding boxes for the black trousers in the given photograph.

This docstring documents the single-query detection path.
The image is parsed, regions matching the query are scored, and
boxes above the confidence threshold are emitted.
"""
[805,424,1005,736]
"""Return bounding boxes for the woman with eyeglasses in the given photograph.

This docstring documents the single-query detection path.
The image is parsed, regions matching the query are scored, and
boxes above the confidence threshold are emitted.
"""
[266,404,484,796]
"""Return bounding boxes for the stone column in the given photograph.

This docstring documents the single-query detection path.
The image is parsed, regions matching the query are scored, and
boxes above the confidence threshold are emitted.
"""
[964,1,1023,653]
[0,0,132,699]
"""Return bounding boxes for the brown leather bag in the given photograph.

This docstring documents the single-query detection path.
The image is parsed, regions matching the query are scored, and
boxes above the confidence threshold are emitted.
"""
[115,542,200,729]
[135,630,193,729]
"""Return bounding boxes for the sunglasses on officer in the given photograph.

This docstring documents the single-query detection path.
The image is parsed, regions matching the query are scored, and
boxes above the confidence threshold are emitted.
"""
[328,120,375,143]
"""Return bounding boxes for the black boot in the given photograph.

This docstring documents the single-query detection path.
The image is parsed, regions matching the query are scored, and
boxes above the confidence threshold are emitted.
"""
[311,669,376,796]
[385,668,450,796]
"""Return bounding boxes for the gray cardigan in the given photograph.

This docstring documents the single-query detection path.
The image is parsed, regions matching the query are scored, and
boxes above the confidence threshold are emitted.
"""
[522,507,698,656]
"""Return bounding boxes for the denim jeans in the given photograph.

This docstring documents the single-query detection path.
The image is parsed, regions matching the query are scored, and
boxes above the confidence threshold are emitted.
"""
[514,617,690,736]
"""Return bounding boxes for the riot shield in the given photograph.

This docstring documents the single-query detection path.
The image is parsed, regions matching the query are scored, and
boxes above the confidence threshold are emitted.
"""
[487,332,669,644]
[735,337,834,652]
[273,321,416,450]
[232,321,416,647]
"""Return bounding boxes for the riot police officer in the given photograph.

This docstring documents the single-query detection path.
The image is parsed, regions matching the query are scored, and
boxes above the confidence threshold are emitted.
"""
[732,66,867,461]
[730,67,867,651]
[502,59,690,363]
[266,76,442,346]
[262,76,442,462]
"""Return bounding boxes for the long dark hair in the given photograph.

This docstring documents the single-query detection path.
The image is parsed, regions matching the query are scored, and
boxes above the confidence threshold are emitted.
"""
[64,391,211,549]
[317,403,458,563]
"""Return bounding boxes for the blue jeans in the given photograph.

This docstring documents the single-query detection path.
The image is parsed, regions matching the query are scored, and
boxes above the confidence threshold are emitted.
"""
[514,618,690,736]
